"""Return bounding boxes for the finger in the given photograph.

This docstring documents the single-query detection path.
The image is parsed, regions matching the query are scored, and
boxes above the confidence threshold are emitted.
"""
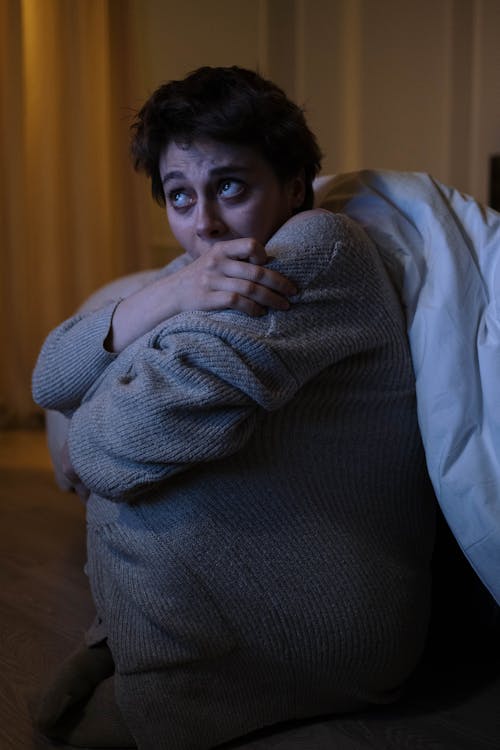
[220,259,297,296]
[211,238,268,265]
[203,239,298,296]
[206,290,268,317]
[209,277,292,310]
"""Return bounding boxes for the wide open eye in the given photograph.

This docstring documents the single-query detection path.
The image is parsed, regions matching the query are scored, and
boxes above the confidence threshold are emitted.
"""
[218,179,245,200]
[169,189,194,210]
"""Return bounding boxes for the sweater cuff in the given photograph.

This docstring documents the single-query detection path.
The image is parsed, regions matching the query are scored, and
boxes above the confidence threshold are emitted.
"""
[62,301,120,391]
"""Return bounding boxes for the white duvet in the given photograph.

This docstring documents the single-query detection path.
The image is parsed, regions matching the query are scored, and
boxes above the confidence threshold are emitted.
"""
[315,170,500,604]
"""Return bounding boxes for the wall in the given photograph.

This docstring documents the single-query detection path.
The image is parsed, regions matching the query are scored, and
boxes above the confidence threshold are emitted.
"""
[289,0,500,202]
[132,0,500,260]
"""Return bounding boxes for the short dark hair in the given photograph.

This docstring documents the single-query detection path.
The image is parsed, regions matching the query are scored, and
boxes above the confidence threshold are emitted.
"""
[130,66,322,211]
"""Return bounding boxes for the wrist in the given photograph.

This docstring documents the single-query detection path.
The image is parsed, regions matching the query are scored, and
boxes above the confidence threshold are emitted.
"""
[108,276,181,352]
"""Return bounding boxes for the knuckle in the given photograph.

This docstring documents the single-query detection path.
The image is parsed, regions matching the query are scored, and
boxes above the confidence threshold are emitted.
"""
[253,265,266,282]
[246,238,259,255]
[200,271,211,292]
[205,255,218,272]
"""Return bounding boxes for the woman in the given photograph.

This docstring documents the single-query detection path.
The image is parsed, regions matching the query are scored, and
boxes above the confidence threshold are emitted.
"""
[32,66,435,750]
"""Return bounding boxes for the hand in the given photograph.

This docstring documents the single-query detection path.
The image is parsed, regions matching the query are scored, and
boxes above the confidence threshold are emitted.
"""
[174,237,297,317]
[61,441,90,502]
[108,238,298,352]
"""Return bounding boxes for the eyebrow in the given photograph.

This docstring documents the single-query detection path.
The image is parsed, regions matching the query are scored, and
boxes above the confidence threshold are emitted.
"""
[162,165,252,186]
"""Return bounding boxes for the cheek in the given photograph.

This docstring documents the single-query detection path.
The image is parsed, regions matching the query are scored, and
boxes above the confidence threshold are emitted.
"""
[166,213,196,257]
[166,210,188,241]
[235,200,275,239]
[252,196,292,241]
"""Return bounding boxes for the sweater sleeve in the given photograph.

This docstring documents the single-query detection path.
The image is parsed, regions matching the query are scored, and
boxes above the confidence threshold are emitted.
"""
[32,254,191,414]
[32,301,120,413]
[67,212,402,500]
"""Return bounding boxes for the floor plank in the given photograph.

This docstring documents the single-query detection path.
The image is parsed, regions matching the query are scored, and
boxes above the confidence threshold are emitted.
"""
[0,445,94,750]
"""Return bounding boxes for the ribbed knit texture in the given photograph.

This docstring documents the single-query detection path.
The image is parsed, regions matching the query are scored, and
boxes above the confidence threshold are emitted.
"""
[33,212,436,750]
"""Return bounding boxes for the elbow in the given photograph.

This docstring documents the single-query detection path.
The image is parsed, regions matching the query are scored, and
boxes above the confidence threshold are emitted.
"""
[31,369,54,410]
[31,370,76,414]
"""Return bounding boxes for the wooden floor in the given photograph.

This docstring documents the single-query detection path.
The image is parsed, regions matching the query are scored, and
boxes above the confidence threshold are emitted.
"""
[0,430,94,750]
[1,429,499,750]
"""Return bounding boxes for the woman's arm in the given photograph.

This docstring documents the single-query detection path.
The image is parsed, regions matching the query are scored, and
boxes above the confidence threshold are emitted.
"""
[38,237,295,490]
[42,264,187,488]
[65,212,401,501]
[33,243,296,412]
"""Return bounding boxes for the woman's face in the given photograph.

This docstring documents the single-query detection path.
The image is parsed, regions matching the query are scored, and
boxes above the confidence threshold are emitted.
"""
[159,139,305,259]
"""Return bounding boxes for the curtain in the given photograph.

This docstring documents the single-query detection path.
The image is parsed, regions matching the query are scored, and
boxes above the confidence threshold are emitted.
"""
[0,0,150,427]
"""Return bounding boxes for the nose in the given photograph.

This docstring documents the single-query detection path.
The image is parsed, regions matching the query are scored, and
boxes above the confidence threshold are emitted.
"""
[195,199,227,240]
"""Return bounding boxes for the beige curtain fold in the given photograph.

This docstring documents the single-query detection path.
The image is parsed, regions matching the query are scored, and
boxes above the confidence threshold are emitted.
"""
[1,0,150,426]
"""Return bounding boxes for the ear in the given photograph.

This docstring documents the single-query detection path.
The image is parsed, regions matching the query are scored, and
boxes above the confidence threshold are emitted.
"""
[288,171,306,210]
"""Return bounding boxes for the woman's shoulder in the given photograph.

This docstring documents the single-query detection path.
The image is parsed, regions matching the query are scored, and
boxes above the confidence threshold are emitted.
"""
[270,208,372,252]
[266,208,377,271]
[265,208,401,320]
[284,207,363,231]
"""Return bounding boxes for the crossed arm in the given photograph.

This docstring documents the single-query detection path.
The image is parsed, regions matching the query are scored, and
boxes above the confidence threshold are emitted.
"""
[34,211,392,500]
[107,235,298,353]
[42,222,300,493]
